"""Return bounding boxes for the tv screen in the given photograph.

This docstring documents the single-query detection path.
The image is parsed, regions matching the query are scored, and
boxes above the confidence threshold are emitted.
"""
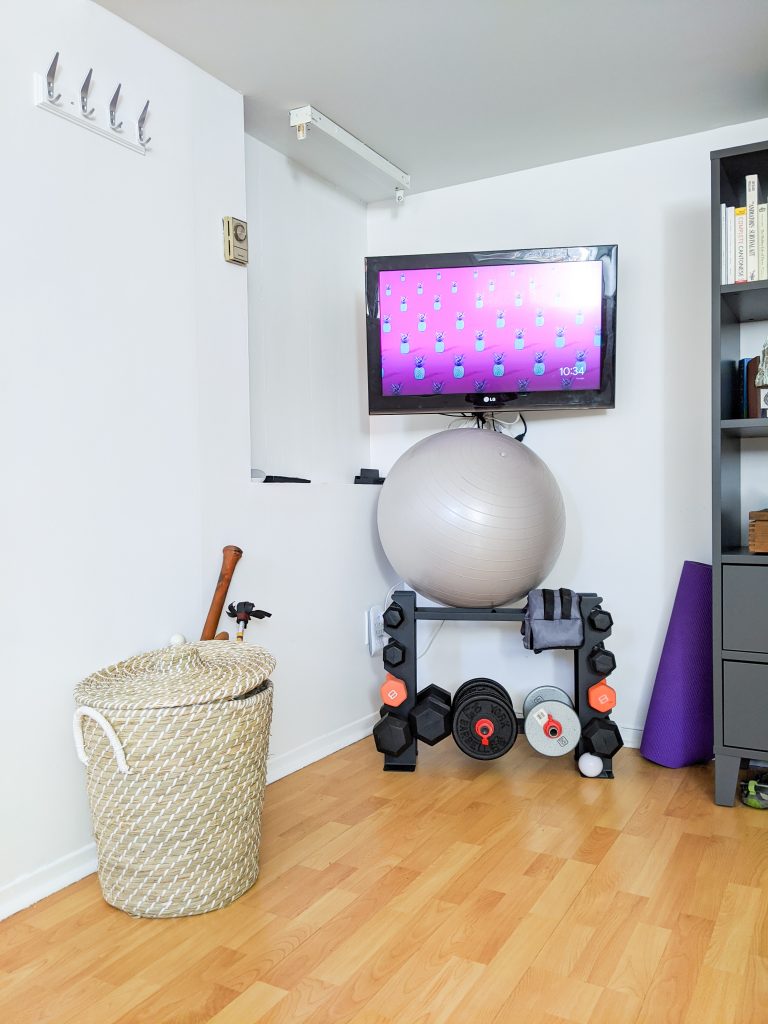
[365,245,617,414]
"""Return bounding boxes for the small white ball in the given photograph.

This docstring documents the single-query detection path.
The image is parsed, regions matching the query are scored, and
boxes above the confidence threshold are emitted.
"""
[168,633,187,646]
[578,752,604,778]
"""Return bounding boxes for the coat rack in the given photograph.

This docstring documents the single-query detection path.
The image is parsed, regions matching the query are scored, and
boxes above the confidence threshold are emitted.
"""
[34,52,151,156]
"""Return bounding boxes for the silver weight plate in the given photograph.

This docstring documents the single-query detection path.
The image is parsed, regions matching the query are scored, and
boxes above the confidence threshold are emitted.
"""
[524,699,581,757]
[522,686,573,719]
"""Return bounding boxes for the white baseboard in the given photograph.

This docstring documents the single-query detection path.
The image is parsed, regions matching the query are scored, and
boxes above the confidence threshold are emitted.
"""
[266,711,379,784]
[0,716,643,921]
[621,725,642,749]
[0,843,97,922]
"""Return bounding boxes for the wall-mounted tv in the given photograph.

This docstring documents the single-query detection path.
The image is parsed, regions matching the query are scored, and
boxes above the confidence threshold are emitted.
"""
[365,245,617,414]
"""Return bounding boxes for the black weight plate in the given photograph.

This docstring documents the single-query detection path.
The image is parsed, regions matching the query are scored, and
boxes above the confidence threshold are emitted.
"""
[453,677,511,708]
[454,677,509,705]
[454,687,510,720]
[453,688,516,740]
[453,685,515,731]
[452,695,517,759]
[452,695,518,760]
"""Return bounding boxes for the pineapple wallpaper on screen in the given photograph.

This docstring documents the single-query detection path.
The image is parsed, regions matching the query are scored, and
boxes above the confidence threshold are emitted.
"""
[378,261,603,397]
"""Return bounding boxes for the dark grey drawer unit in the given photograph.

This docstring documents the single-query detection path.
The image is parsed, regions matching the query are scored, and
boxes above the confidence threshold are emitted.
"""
[723,661,768,750]
[722,566,768,653]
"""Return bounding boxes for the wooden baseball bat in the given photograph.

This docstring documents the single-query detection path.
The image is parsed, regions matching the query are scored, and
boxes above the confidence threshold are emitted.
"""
[200,545,243,640]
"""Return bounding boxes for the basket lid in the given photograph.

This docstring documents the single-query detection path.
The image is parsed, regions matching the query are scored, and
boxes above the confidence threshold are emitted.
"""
[74,641,276,711]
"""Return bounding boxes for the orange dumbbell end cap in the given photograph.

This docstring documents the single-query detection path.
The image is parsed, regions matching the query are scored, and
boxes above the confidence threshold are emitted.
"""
[380,674,408,707]
[588,680,617,712]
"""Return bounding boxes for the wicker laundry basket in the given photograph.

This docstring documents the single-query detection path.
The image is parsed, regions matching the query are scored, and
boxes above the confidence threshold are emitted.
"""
[73,640,275,918]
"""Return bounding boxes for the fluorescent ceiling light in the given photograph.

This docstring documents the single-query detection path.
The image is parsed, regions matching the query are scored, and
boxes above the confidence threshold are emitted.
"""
[289,105,410,194]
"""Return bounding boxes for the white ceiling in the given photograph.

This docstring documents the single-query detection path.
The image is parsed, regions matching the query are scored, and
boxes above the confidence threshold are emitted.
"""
[95,0,768,200]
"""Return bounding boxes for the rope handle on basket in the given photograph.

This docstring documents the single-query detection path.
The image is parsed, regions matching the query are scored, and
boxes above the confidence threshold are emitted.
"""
[73,707,131,775]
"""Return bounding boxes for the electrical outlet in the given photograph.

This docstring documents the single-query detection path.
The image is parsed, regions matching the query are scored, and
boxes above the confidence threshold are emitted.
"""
[367,605,386,656]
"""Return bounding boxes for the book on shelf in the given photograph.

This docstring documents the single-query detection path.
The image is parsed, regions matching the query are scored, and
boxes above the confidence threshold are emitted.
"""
[726,205,735,284]
[719,175,767,285]
[735,207,747,283]
[737,357,748,416]
[720,203,727,285]
[746,174,763,281]
[747,355,761,418]
[735,355,763,418]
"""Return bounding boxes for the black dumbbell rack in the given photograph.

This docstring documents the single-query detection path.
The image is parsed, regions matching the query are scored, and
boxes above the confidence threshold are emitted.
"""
[379,589,617,778]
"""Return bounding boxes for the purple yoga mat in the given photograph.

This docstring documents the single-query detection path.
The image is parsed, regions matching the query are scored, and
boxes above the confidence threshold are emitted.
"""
[641,561,713,768]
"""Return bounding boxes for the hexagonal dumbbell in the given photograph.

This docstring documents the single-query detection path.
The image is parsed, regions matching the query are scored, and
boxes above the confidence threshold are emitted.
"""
[588,607,613,633]
[380,674,408,708]
[383,602,404,630]
[409,684,452,746]
[588,680,617,713]
[373,711,413,756]
[588,644,616,677]
[383,639,406,670]
[582,717,623,758]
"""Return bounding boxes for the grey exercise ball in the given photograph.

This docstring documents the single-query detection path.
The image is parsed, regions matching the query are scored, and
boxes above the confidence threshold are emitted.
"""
[377,428,565,608]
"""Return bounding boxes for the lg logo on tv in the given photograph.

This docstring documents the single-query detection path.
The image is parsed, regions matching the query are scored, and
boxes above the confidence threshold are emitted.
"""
[483,396,497,403]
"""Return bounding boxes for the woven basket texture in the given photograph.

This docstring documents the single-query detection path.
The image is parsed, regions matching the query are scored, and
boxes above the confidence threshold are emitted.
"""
[74,641,275,918]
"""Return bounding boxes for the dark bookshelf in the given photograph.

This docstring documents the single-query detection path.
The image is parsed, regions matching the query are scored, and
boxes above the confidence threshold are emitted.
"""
[711,140,768,805]
[721,546,768,564]
[720,282,768,322]
[720,419,768,437]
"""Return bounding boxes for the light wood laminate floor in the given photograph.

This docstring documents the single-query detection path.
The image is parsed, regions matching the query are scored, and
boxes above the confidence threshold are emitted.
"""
[2,741,767,1023]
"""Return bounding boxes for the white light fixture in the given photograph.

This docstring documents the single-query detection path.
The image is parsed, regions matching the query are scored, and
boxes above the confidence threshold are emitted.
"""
[289,105,410,201]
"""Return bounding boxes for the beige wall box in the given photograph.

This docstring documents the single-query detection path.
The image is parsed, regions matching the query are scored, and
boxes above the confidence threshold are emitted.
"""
[223,216,248,265]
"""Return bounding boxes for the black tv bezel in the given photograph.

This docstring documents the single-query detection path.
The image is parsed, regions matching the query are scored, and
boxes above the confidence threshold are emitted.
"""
[365,245,617,415]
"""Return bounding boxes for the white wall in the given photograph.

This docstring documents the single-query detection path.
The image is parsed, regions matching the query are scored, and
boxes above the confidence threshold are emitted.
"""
[246,136,370,482]
[0,0,391,919]
[367,117,768,739]
[218,143,392,785]
[0,0,248,916]
[206,137,390,780]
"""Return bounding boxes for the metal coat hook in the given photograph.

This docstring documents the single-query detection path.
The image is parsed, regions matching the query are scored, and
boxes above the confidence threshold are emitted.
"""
[109,83,123,130]
[34,61,147,156]
[137,100,151,146]
[46,51,61,103]
[80,68,94,117]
